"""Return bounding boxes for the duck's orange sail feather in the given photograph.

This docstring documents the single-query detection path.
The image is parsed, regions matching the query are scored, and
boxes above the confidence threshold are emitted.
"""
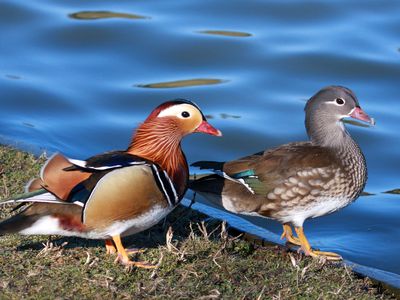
[39,153,91,200]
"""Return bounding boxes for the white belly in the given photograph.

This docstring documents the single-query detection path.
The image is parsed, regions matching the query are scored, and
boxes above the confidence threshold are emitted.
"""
[278,196,351,227]
[208,192,351,228]
[20,205,175,239]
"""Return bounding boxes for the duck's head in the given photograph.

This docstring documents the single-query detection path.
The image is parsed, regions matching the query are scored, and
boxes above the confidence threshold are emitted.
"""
[305,86,374,146]
[144,99,222,137]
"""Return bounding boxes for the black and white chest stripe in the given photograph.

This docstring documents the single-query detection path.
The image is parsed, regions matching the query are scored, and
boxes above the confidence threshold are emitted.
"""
[149,164,179,206]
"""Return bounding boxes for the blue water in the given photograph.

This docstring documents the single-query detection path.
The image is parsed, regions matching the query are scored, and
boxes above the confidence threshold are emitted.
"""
[1,0,400,286]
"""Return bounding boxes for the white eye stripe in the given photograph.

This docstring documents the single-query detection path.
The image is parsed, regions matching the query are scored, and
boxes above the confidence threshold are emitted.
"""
[158,104,196,118]
[326,98,346,106]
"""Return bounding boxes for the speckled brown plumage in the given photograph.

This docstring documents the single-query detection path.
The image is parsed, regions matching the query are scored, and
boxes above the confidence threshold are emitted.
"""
[191,86,373,260]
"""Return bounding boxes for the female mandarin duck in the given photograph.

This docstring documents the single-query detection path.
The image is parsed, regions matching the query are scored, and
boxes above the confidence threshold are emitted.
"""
[190,86,374,261]
[0,99,221,268]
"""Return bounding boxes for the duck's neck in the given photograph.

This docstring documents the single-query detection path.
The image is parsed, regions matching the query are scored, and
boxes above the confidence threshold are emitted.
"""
[306,115,367,196]
[127,120,188,196]
[306,113,351,148]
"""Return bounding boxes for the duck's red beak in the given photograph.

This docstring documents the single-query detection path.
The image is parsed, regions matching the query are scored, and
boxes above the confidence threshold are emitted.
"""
[349,106,375,125]
[195,120,222,136]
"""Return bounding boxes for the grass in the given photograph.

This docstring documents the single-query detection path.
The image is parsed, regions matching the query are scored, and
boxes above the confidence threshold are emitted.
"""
[0,145,396,299]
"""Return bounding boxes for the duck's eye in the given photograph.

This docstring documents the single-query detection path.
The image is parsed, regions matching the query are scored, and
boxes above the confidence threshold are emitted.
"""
[181,111,190,118]
[335,98,345,105]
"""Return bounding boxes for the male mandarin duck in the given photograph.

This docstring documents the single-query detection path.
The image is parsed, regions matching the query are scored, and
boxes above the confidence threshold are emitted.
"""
[0,99,221,268]
[190,86,374,261]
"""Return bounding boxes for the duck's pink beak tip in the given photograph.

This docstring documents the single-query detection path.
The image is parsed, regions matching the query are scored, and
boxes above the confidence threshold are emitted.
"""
[195,120,222,136]
[349,106,375,126]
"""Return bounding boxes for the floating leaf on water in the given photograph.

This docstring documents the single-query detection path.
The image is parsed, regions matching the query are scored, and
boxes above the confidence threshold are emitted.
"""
[198,30,252,37]
[69,11,150,20]
[383,189,400,195]
[361,191,375,196]
[136,78,226,89]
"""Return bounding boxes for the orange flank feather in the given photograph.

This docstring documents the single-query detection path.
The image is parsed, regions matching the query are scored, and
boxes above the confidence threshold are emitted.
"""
[41,153,91,200]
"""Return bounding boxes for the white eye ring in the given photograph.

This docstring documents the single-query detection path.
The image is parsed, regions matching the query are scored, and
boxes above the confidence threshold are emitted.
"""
[335,98,345,106]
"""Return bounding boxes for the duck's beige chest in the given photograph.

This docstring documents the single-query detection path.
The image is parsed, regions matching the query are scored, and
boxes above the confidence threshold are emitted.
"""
[83,166,168,231]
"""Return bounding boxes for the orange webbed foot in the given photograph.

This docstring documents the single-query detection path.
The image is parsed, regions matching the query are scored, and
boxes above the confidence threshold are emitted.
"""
[114,254,156,269]
[294,226,343,261]
[304,249,342,261]
[111,235,156,269]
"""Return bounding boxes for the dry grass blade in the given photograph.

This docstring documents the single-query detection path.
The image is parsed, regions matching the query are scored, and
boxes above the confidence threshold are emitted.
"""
[257,285,266,300]
[198,289,220,299]
[197,221,209,241]
[288,253,298,268]
[220,221,228,242]
[166,226,175,252]
[150,252,164,279]
[36,240,67,258]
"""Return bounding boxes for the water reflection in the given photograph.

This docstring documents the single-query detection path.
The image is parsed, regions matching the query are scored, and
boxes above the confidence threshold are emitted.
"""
[198,30,252,38]
[343,119,373,128]
[205,113,241,119]
[5,74,21,80]
[22,122,35,128]
[136,78,226,88]
[69,11,149,20]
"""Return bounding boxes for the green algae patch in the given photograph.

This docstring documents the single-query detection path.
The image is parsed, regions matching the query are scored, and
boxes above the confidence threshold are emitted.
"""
[0,145,395,299]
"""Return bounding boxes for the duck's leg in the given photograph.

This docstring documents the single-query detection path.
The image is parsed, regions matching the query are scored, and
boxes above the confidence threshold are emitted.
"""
[294,227,342,261]
[112,235,156,269]
[105,239,117,255]
[280,224,301,246]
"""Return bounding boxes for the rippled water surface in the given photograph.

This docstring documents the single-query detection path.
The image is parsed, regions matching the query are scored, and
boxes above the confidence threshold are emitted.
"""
[1,0,400,284]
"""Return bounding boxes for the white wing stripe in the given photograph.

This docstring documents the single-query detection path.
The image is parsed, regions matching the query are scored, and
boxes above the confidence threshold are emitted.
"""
[67,158,87,168]
[1,192,81,207]
[215,170,255,194]
[67,157,147,170]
